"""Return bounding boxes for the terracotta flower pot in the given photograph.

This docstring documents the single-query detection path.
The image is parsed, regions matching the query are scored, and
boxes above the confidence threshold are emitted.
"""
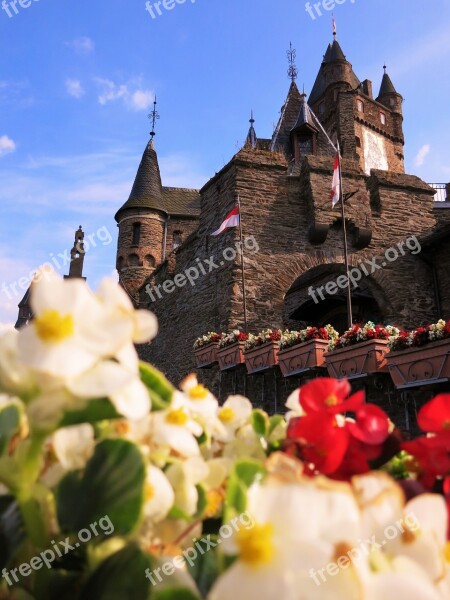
[387,338,450,389]
[244,341,279,375]
[324,339,390,380]
[194,342,219,368]
[278,339,329,377]
[217,341,246,371]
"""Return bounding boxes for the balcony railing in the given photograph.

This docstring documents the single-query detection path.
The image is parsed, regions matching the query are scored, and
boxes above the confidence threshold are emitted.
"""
[429,183,448,203]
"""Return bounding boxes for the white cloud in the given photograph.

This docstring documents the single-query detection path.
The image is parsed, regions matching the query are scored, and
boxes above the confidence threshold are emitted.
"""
[0,135,16,157]
[66,37,95,56]
[94,78,154,111]
[131,90,154,111]
[415,144,431,167]
[65,79,85,99]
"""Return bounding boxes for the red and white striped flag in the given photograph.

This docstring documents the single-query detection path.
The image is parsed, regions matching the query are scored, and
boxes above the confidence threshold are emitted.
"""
[330,152,341,208]
[211,205,240,236]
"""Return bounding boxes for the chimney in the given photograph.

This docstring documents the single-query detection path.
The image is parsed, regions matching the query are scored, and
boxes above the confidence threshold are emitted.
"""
[361,79,373,99]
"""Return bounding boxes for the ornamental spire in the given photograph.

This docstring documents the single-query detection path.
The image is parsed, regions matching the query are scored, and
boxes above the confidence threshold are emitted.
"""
[148,96,160,146]
[287,42,298,83]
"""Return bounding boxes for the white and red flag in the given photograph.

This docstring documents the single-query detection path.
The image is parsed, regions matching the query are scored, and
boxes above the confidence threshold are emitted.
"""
[330,152,341,208]
[211,205,240,236]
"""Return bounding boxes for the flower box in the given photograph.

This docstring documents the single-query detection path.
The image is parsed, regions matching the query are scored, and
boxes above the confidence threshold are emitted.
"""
[387,338,450,389]
[244,341,279,374]
[278,339,330,377]
[194,342,219,368]
[217,341,246,371]
[324,339,390,380]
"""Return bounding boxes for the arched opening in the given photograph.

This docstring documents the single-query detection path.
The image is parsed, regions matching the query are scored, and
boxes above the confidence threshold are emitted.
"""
[132,222,141,246]
[145,254,156,268]
[284,264,386,335]
[128,253,140,267]
[173,231,182,250]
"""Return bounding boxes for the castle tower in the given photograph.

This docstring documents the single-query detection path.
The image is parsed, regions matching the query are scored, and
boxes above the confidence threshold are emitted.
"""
[64,226,86,280]
[114,137,166,303]
[308,35,405,174]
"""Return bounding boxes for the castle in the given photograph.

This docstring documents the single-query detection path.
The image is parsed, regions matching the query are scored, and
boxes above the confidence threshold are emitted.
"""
[114,34,450,424]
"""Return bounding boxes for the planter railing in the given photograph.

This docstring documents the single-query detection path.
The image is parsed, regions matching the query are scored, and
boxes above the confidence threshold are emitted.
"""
[194,342,220,368]
[387,338,450,389]
[217,342,246,371]
[244,341,280,375]
[324,339,390,380]
[278,339,329,378]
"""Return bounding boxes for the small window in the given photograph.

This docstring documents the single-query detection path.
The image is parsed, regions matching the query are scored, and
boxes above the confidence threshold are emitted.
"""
[128,253,139,267]
[357,100,364,113]
[390,98,396,107]
[319,102,325,115]
[380,113,386,125]
[132,222,141,245]
[333,89,339,101]
[298,137,313,155]
[173,231,182,250]
[355,136,361,148]
[145,254,156,268]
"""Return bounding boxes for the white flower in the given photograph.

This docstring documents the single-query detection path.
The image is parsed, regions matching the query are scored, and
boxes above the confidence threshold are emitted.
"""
[143,465,175,522]
[18,271,125,378]
[215,396,252,442]
[165,457,209,517]
[52,423,95,470]
[149,396,203,457]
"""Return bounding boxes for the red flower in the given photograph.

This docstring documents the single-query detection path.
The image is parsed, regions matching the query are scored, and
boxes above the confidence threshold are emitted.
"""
[286,412,349,476]
[347,404,390,445]
[417,394,450,433]
[299,378,364,415]
[403,436,450,489]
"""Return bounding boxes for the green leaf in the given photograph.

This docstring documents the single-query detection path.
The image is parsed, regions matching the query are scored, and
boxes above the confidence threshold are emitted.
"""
[0,403,20,455]
[153,588,200,600]
[80,543,151,600]
[268,415,285,435]
[59,398,121,428]
[225,460,266,517]
[250,409,269,437]
[194,484,207,519]
[187,536,220,597]
[139,362,174,411]
[57,439,145,536]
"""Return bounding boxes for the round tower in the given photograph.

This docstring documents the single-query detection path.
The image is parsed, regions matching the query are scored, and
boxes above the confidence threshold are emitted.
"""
[115,137,167,304]
[376,66,403,116]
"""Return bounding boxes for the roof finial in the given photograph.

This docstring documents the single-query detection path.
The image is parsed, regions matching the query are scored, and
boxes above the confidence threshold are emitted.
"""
[250,109,255,125]
[287,42,298,83]
[383,63,387,74]
[148,96,160,144]
[332,14,337,38]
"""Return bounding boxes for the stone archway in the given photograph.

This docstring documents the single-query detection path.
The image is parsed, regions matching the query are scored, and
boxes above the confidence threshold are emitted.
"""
[283,263,389,333]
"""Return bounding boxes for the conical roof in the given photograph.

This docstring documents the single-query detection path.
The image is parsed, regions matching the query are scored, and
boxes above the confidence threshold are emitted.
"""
[115,140,166,221]
[245,112,257,148]
[377,70,398,98]
[271,81,303,151]
[309,40,360,105]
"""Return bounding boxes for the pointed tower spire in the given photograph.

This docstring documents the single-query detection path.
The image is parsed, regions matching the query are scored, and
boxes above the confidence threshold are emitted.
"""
[245,110,257,149]
[377,65,403,115]
[65,226,85,279]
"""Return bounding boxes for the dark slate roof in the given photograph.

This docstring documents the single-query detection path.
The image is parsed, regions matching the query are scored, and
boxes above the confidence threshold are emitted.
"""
[162,187,200,216]
[115,140,165,220]
[309,40,360,105]
[377,72,398,98]
[291,94,318,133]
[271,81,302,152]
[245,123,257,149]
[115,140,200,220]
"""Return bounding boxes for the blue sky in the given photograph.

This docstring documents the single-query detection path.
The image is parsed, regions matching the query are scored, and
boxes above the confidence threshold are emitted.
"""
[1,0,449,327]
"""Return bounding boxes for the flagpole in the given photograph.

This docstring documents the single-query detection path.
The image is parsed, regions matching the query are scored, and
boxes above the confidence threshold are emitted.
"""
[337,143,353,329]
[236,195,249,332]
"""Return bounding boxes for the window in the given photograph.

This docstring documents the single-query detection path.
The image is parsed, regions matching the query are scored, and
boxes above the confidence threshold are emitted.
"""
[390,98,396,107]
[355,136,361,148]
[333,89,339,101]
[380,113,386,125]
[357,100,364,113]
[319,102,325,115]
[173,231,182,250]
[132,222,141,245]
[128,253,139,267]
[298,137,313,155]
[145,254,156,268]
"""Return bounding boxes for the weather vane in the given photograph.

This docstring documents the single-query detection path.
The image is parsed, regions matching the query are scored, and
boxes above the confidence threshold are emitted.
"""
[287,42,298,82]
[148,96,160,140]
